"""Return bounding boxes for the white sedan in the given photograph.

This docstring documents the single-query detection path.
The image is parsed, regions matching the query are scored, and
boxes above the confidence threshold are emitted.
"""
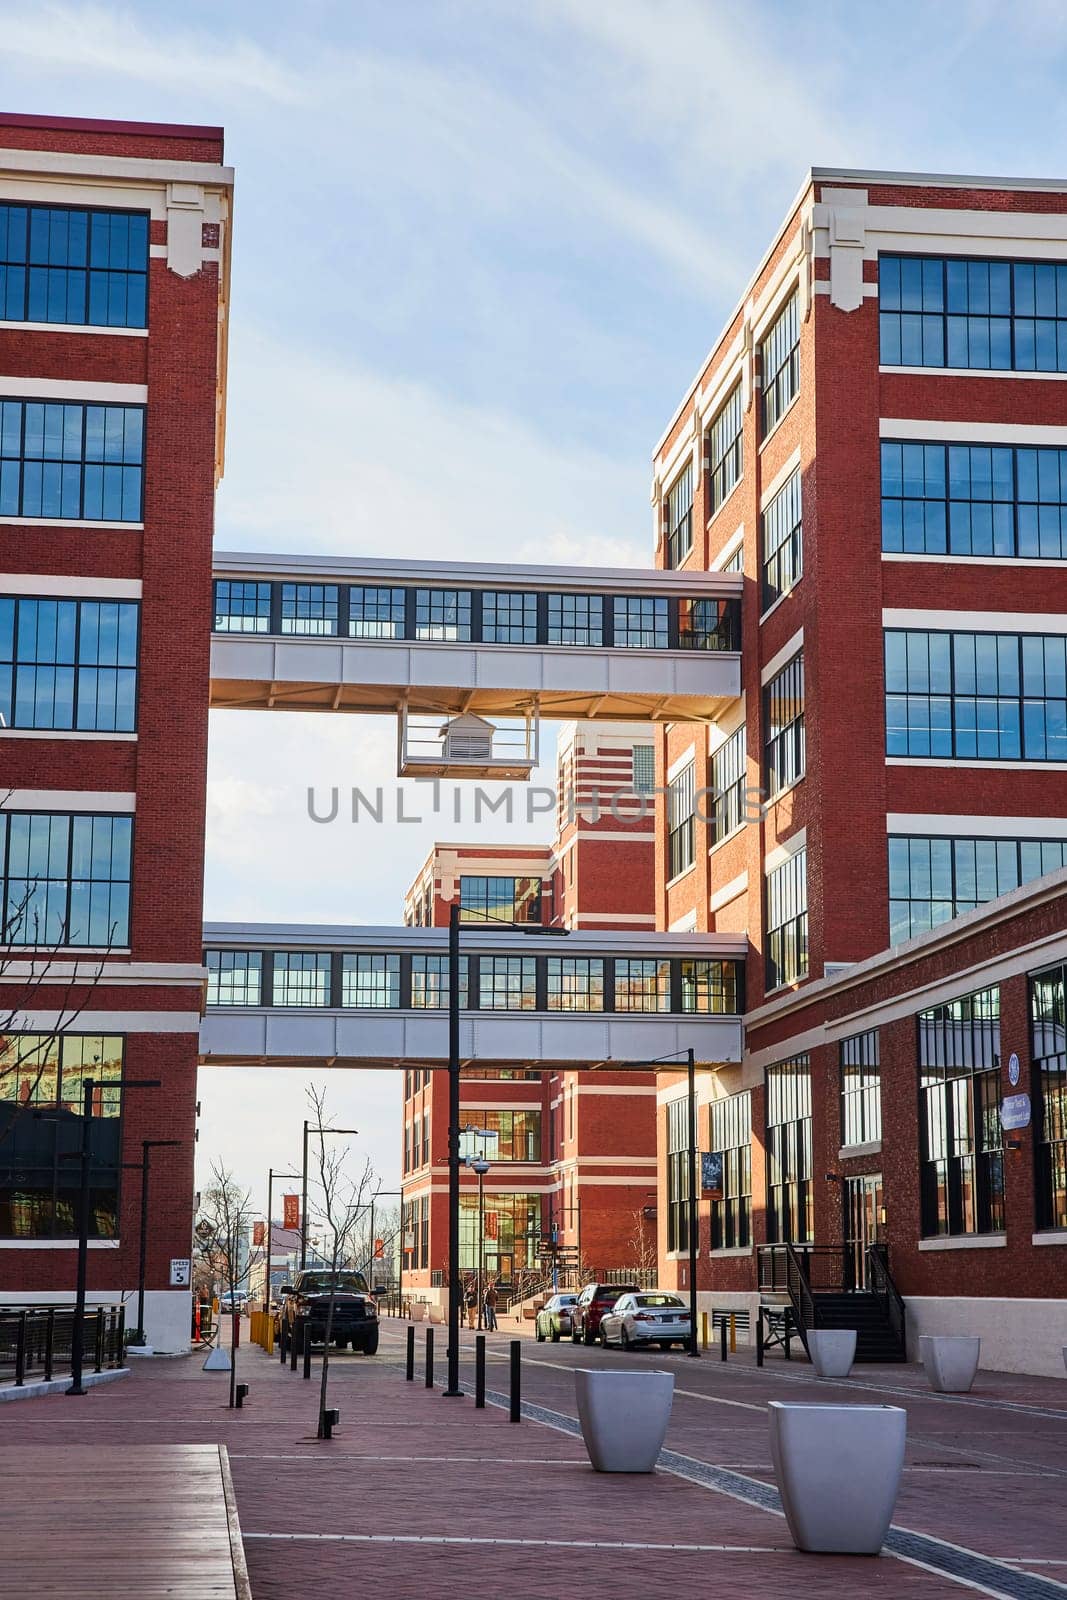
[598,1291,691,1351]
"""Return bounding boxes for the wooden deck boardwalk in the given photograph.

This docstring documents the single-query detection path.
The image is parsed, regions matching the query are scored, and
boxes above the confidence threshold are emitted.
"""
[0,1442,249,1599]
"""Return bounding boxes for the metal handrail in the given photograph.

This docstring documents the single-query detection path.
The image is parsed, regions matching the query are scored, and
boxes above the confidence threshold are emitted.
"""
[0,1305,125,1387]
[866,1243,906,1350]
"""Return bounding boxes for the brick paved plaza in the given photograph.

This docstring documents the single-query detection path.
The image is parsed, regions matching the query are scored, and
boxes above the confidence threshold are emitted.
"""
[5,1318,1067,1598]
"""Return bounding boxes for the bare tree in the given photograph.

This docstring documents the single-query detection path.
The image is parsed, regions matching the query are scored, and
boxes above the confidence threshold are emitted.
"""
[194,1161,262,1407]
[627,1207,659,1284]
[306,1085,378,1439]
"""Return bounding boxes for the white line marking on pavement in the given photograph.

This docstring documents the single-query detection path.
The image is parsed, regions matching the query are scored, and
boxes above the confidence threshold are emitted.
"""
[243,1532,781,1553]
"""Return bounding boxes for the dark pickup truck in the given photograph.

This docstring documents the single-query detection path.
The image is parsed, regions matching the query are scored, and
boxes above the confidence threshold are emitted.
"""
[279,1269,380,1355]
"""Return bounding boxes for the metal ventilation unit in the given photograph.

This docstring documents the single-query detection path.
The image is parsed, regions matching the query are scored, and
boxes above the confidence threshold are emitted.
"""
[397,707,539,779]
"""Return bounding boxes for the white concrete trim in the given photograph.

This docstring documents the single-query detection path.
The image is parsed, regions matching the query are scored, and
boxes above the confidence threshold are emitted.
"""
[917,1234,1007,1251]
[569,911,659,924]
[0,148,232,188]
[883,607,1067,633]
[0,1238,120,1249]
[697,348,745,436]
[576,1084,658,1097]
[879,417,1067,444]
[887,757,1067,772]
[0,959,204,986]
[668,910,698,933]
[0,319,147,338]
[882,552,1067,570]
[759,446,802,511]
[710,522,744,571]
[574,1155,658,1166]
[764,829,806,872]
[0,517,142,531]
[0,573,142,598]
[880,365,1067,381]
[1,789,135,812]
[459,1100,542,1111]
[708,696,745,753]
[0,730,137,743]
[750,257,803,348]
[709,1246,754,1258]
[710,872,748,913]
[1032,1231,1067,1246]
[887,813,1067,837]
[0,375,146,402]
[760,627,804,685]
[7,1010,201,1033]
[838,1140,882,1160]
[814,280,878,299]
[667,744,696,784]
[665,863,696,892]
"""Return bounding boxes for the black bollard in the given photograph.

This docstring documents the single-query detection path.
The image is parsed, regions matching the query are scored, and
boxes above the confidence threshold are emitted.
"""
[322,1407,340,1440]
[235,1383,249,1409]
[303,1332,313,1380]
[425,1326,434,1389]
[279,1315,288,1365]
[756,1313,765,1368]
[720,1316,728,1362]
[405,1324,415,1381]
[290,1320,299,1372]
[475,1334,486,1409]
[509,1340,521,1423]
[784,1313,792,1361]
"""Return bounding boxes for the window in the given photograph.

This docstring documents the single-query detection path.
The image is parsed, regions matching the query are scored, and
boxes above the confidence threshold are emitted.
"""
[403,1123,411,1174]
[885,629,1067,761]
[722,544,744,573]
[458,1191,540,1274]
[547,593,602,646]
[919,987,1003,1237]
[415,589,471,641]
[680,959,741,1014]
[0,596,138,732]
[766,848,807,990]
[213,581,270,633]
[762,467,802,609]
[273,952,331,1006]
[614,958,671,1012]
[761,293,800,433]
[280,583,339,636]
[460,875,542,925]
[482,591,537,644]
[410,954,469,1009]
[667,762,695,878]
[0,1033,124,1239]
[0,400,144,521]
[880,253,1067,372]
[709,1091,751,1249]
[479,955,536,1010]
[764,652,805,795]
[546,957,604,1011]
[711,726,745,844]
[459,1110,541,1162]
[205,950,262,1006]
[422,1115,430,1166]
[708,385,743,513]
[881,440,1067,560]
[679,596,739,651]
[1031,963,1067,1230]
[666,1098,691,1252]
[631,744,655,795]
[665,463,693,568]
[349,585,405,639]
[766,1057,812,1243]
[342,953,400,1007]
[0,204,148,328]
[841,1031,881,1147]
[613,596,667,649]
[888,833,1067,944]
[1,812,132,947]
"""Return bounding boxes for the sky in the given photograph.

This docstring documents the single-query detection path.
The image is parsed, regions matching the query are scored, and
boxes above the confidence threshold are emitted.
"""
[3,0,1065,1216]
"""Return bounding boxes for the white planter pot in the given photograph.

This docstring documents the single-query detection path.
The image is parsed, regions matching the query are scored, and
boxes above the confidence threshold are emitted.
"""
[806,1328,857,1378]
[920,1335,981,1393]
[202,1344,231,1372]
[409,1302,426,1323]
[574,1369,674,1473]
[429,1305,444,1325]
[769,1402,906,1554]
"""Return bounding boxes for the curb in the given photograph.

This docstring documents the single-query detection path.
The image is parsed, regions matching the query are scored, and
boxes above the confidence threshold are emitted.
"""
[0,1366,131,1402]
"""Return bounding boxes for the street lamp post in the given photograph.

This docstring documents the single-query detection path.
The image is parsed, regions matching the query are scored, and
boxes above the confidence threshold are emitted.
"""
[265,1167,300,1306]
[300,1123,358,1271]
[129,1139,181,1347]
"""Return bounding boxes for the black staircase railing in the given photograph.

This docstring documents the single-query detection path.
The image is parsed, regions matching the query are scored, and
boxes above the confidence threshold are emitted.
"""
[0,1305,125,1387]
[866,1242,906,1351]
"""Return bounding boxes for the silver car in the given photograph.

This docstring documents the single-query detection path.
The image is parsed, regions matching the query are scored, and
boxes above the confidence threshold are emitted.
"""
[598,1291,691,1350]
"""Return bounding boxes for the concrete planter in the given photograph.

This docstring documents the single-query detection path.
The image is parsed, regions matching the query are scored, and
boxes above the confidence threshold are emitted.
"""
[574,1369,674,1473]
[920,1335,981,1393]
[806,1328,857,1378]
[202,1344,231,1372]
[409,1302,426,1323]
[769,1401,906,1554]
[429,1305,444,1325]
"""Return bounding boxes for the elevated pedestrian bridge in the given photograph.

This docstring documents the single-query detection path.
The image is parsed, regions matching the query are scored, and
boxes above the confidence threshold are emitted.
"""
[199,923,747,1071]
[209,552,742,726]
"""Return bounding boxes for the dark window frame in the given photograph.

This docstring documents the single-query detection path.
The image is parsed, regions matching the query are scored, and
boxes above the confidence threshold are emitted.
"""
[761,466,803,610]
[1031,963,1067,1232]
[765,1056,812,1244]
[918,986,1004,1239]
[0,593,140,732]
[761,293,800,435]
[0,201,149,329]
[879,252,1067,373]
[709,1090,752,1249]
[764,652,805,796]
[708,384,743,514]
[765,848,808,991]
[0,398,145,523]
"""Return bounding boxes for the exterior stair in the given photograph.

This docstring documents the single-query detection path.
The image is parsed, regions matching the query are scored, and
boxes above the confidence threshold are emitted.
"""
[810,1290,907,1363]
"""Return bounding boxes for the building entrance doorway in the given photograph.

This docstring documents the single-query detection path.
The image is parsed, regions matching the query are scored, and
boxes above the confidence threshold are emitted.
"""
[844,1173,882,1289]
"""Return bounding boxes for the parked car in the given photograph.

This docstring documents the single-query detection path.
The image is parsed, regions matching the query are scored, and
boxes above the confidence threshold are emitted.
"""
[218,1292,247,1314]
[570,1282,642,1346]
[599,1292,691,1351]
[279,1269,380,1355]
[534,1293,579,1342]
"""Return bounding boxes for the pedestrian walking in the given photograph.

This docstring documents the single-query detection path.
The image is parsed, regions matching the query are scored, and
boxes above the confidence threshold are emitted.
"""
[464,1278,478,1330]
[483,1281,498,1331]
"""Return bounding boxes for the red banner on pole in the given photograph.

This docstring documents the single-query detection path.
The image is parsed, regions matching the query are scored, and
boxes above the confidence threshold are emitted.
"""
[374,1238,384,1258]
[484,1211,498,1241]
[283,1194,300,1231]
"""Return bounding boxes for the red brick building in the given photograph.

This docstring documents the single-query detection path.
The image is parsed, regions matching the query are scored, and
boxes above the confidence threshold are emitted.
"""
[0,115,232,1350]
[400,722,661,1297]
[651,168,1067,1373]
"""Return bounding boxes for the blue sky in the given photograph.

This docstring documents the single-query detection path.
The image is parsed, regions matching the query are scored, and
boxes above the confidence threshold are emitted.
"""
[3,0,1062,1207]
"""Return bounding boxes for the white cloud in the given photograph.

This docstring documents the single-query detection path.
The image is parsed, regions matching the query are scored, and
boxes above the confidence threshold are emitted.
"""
[0,2,304,102]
